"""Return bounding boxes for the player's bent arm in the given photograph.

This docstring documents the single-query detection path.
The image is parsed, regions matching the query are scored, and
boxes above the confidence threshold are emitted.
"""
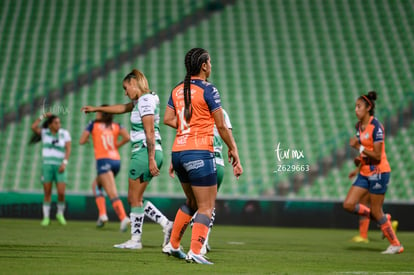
[116,127,130,148]
[82,102,133,114]
[213,109,237,152]
[79,130,90,145]
[358,141,383,161]
[163,107,177,129]
[31,118,42,136]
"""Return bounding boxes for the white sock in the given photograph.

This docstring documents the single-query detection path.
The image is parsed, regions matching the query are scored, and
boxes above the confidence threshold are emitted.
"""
[144,200,169,228]
[130,212,144,242]
[57,202,65,215]
[43,202,51,219]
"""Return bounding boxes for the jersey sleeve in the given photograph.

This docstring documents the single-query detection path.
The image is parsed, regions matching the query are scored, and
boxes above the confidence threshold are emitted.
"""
[204,85,222,113]
[63,129,72,142]
[167,92,175,110]
[85,121,94,132]
[222,109,232,129]
[138,94,156,117]
[372,122,384,143]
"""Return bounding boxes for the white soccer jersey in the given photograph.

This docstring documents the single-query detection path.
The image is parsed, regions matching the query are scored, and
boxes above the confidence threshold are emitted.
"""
[130,92,162,153]
[41,128,71,165]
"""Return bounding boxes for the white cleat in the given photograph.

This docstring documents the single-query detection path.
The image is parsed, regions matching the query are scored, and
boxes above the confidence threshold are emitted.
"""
[113,239,142,250]
[96,214,108,228]
[120,217,130,232]
[200,242,211,256]
[162,242,186,259]
[186,250,213,264]
[162,221,173,247]
[381,244,404,254]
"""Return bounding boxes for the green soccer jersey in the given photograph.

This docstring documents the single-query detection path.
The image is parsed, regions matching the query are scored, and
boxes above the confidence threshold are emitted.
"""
[213,109,232,166]
[41,128,71,165]
[130,92,162,153]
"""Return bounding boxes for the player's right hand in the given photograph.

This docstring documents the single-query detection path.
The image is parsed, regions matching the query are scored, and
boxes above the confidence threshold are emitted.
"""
[81,106,96,113]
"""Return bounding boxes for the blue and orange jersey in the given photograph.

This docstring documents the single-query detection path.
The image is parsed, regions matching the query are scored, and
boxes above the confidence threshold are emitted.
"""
[86,121,123,160]
[167,77,222,152]
[355,116,391,176]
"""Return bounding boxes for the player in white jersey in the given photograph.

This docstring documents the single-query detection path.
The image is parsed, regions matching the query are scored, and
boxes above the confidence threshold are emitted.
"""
[82,69,172,249]
[30,112,71,226]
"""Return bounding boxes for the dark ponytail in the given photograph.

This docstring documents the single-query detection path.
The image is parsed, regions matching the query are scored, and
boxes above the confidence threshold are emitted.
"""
[359,91,377,116]
[29,114,58,144]
[183,48,210,123]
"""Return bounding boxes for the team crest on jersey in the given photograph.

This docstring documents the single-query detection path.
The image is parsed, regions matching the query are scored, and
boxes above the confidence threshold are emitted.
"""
[364,133,369,139]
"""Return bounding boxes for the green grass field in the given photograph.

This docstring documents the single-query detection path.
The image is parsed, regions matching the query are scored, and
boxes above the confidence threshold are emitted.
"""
[0,218,413,274]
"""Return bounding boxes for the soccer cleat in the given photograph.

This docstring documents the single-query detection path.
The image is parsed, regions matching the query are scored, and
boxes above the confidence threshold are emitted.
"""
[40,217,50,226]
[200,242,211,255]
[113,239,142,249]
[162,221,173,247]
[162,242,186,259]
[56,214,67,225]
[381,244,404,254]
[96,214,109,228]
[351,235,369,243]
[185,250,213,265]
[120,217,130,232]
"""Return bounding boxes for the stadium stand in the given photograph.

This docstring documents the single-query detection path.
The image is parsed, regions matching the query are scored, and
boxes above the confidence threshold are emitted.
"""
[0,0,412,201]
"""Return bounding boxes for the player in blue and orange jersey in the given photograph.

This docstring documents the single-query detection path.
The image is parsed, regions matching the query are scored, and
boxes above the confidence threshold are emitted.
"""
[79,107,130,231]
[162,48,243,264]
[343,91,403,254]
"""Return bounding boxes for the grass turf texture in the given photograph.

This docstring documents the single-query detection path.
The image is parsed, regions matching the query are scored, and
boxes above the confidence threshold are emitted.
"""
[0,218,413,274]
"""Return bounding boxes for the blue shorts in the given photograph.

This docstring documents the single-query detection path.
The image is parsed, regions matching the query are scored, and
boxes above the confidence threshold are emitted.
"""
[353,172,390,194]
[96,158,121,176]
[172,150,217,186]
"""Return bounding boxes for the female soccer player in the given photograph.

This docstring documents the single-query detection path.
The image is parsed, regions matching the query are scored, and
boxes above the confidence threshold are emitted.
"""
[162,48,243,264]
[81,69,172,249]
[343,91,403,254]
[79,107,130,231]
[30,113,71,226]
[169,108,233,256]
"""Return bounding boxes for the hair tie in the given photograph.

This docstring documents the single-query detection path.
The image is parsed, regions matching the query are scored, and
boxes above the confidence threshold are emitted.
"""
[362,95,372,107]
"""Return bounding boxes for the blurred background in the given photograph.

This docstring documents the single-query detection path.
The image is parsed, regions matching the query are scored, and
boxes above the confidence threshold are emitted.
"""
[0,0,413,221]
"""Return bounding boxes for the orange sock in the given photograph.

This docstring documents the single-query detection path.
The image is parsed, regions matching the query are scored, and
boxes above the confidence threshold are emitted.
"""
[170,208,192,249]
[381,220,400,246]
[95,196,106,217]
[190,222,209,254]
[359,217,370,239]
[355,204,370,218]
[112,199,127,221]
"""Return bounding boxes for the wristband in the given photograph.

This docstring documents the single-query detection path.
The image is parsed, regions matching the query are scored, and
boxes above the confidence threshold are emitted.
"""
[359,145,365,154]
[39,114,45,120]
[62,159,68,165]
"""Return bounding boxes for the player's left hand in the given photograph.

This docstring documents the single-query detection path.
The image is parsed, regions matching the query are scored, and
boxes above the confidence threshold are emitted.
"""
[58,164,66,173]
[168,162,175,178]
[149,158,160,177]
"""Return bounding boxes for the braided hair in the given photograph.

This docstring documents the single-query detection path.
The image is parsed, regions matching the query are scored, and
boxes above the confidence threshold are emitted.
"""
[359,91,377,116]
[183,48,210,123]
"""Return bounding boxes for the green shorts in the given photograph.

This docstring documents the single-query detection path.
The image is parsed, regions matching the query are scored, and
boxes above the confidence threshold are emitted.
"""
[217,164,224,191]
[42,164,67,184]
[129,149,163,182]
